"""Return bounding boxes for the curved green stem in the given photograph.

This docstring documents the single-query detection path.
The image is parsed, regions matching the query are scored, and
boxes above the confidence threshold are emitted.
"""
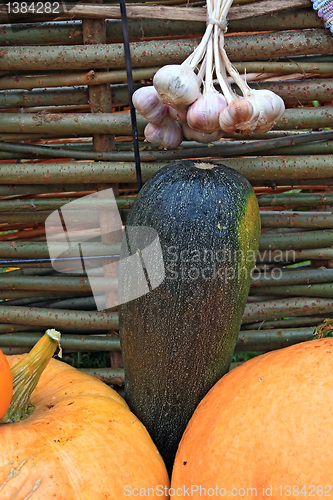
[315,320,333,339]
[0,329,61,423]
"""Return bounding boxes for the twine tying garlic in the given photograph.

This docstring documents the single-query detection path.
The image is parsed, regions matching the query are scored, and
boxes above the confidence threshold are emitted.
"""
[132,0,285,148]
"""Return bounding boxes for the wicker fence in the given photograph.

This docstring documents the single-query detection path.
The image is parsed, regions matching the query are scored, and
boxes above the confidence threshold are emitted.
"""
[0,0,333,385]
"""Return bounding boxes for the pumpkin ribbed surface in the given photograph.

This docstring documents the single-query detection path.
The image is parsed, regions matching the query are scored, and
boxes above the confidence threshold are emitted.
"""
[0,355,169,499]
[171,338,333,499]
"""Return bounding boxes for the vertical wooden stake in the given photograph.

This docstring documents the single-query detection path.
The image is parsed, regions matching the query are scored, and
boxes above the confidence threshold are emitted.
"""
[82,7,123,371]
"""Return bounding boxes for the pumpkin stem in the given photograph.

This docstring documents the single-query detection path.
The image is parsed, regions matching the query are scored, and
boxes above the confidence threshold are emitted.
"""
[0,329,61,423]
[315,319,333,339]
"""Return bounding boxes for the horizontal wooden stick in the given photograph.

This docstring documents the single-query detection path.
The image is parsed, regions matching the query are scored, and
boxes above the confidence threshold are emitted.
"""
[242,314,333,330]
[252,267,333,287]
[0,305,118,330]
[0,184,97,197]
[1,198,333,220]
[2,62,332,91]
[2,79,332,107]
[243,297,333,323]
[257,192,333,208]
[0,131,332,163]
[0,155,332,184]
[0,9,322,48]
[237,327,319,351]
[0,290,79,299]
[1,267,333,294]
[0,275,116,292]
[0,241,120,259]
[0,107,332,137]
[1,208,333,230]
[0,69,159,91]
[254,283,333,299]
[0,196,134,213]
[0,0,312,23]
[260,211,333,229]
[257,247,333,262]
[0,299,329,338]
[1,29,332,71]
[0,325,319,356]
[58,0,313,22]
[259,229,333,251]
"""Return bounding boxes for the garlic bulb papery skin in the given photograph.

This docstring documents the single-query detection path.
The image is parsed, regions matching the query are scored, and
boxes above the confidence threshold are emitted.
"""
[144,119,183,149]
[132,86,169,125]
[153,64,201,109]
[249,89,285,133]
[219,97,260,134]
[168,106,188,123]
[186,91,227,134]
[183,123,223,144]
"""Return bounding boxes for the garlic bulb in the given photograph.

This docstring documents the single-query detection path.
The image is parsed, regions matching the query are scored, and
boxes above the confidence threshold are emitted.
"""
[141,0,286,146]
[219,97,260,134]
[153,64,201,109]
[144,118,183,149]
[132,86,169,125]
[183,123,223,143]
[248,89,285,133]
[168,106,188,123]
[187,91,227,133]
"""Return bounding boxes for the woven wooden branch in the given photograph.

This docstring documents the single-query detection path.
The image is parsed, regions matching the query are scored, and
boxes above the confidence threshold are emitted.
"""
[2,30,332,71]
[0,10,323,47]
[0,326,321,354]
[0,155,332,184]
[61,0,313,22]
[0,0,313,23]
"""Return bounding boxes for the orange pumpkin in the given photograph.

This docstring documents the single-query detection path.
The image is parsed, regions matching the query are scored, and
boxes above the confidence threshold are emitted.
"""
[0,349,12,419]
[171,338,333,499]
[0,331,169,499]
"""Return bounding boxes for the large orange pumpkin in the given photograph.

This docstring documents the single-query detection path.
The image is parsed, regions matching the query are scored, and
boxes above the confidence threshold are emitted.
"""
[0,349,12,419]
[0,331,169,499]
[171,338,333,499]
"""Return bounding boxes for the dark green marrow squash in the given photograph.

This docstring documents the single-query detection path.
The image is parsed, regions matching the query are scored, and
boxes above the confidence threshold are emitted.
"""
[119,160,261,473]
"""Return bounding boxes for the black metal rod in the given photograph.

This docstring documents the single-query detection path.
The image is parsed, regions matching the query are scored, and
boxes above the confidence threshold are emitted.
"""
[119,0,142,190]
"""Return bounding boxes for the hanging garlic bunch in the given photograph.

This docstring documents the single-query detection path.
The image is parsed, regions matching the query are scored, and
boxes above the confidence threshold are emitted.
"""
[183,123,223,143]
[132,86,169,124]
[186,91,227,133]
[132,85,183,148]
[247,89,286,133]
[219,98,258,134]
[132,0,285,148]
[168,106,188,123]
[215,7,285,134]
[144,118,183,149]
[153,64,201,110]
[186,35,227,134]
